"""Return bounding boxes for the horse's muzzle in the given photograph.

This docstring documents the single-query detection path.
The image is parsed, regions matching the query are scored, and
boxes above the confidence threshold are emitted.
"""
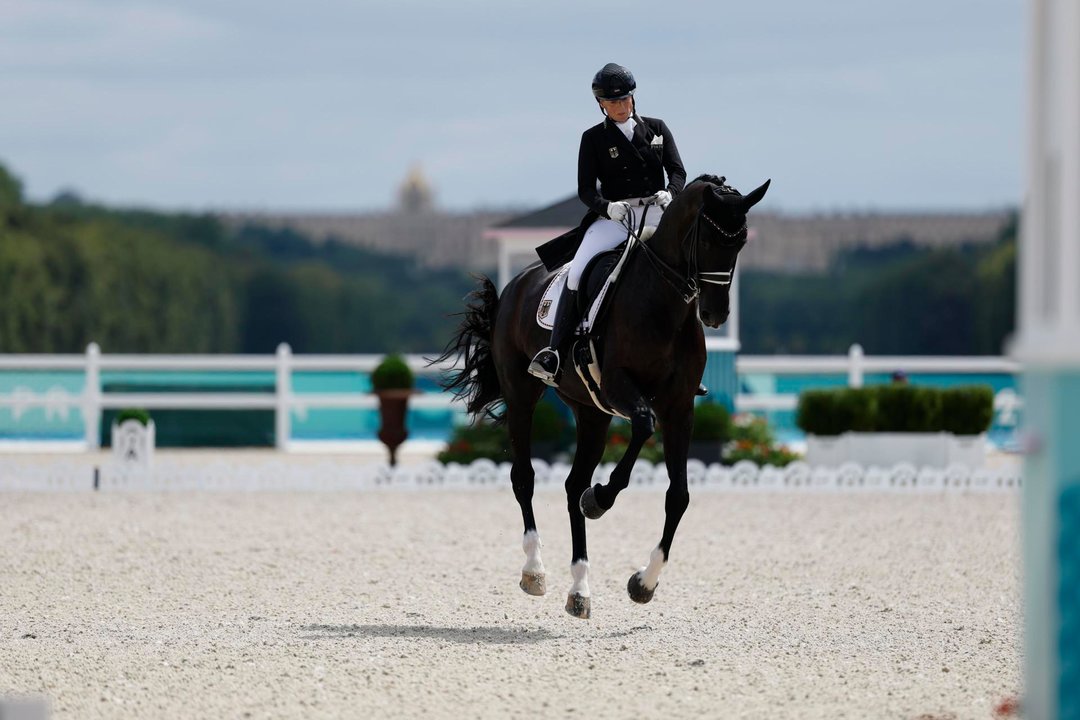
[700,310,728,328]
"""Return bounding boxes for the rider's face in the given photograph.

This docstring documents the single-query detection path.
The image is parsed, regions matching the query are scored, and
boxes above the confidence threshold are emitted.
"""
[600,96,633,123]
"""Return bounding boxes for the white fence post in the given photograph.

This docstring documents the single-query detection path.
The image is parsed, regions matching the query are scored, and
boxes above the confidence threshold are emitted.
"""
[276,343,292,451]
[83,343,102,449]
[848,344,864,388]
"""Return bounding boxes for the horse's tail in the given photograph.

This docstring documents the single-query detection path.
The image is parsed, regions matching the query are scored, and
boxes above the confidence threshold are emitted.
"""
[433,275,505,422]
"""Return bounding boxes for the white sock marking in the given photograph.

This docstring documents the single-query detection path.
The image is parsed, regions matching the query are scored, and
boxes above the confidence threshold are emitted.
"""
[569,560,591,597]
[522,530,545,576]
[639,546,666,590]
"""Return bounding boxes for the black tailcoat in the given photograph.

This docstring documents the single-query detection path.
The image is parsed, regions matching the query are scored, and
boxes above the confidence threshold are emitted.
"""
[536,115,686,271]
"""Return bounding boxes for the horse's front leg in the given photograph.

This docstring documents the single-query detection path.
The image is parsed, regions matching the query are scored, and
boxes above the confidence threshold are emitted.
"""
[563,406,611,619]
[627,401,693,604]
[579,370,654,520]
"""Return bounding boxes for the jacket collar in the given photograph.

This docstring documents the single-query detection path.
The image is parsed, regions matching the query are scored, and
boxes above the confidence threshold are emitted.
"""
[604,117,644,161]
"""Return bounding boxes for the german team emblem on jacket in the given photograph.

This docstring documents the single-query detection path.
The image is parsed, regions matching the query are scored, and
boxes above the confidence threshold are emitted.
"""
[539,299,552,320]
[608,147,619,159]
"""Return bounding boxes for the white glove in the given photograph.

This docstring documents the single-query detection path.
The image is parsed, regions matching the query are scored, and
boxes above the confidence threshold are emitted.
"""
[654,190,672,209]
[607,201,631,222]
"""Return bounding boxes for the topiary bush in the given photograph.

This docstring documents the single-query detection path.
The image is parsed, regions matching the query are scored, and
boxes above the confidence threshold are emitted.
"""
[940,385,994,435]
[372,354,414,391]
[115,408,152,426]
[691,401,732,442]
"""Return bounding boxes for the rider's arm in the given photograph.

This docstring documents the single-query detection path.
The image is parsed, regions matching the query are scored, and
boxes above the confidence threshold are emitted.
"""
[657,119,686,196]
[577,130,611,218]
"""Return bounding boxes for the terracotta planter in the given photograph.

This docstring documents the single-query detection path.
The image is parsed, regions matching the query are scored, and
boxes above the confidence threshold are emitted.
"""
[375,389,413,466]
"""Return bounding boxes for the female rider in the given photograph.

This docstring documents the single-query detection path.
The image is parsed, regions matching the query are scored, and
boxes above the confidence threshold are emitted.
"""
[529,62,686,385]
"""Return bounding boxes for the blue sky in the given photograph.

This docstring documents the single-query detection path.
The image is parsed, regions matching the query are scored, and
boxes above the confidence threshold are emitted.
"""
[1,0,1024,212]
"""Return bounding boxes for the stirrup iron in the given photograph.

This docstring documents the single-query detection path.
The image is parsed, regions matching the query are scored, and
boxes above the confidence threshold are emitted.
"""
[528,348,560,387]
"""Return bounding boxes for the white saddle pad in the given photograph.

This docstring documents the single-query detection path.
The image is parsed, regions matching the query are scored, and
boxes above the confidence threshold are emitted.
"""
[535,264,614,334]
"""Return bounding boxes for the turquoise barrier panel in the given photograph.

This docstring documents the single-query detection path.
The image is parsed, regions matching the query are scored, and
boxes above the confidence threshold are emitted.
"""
[702,350,737,411]
[0,370,85,440]
[1059,484,1079,719]
[1023,371,1080,720]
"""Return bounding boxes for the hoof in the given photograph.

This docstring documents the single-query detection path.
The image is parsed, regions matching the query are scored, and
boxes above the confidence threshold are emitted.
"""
[627,572,657,604]
[565,593,591,619]
[519,571,546,596]
[579,485,607,520]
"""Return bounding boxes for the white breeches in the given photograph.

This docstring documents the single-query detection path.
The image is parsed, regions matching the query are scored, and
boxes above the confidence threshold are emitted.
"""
[567,203,664,291]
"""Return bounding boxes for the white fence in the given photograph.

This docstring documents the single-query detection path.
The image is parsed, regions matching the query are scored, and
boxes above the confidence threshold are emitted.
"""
[0,343,1022,452]
[735,343,1022,412]
[0,343,457,451]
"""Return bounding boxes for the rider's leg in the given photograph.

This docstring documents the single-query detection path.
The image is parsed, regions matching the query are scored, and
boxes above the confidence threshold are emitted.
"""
[566,218,631,291]
[527,284,581,385]
[528,219,626,385]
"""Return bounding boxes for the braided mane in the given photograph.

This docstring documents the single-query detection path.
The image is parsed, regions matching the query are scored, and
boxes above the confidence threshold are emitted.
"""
[690,173,740,195]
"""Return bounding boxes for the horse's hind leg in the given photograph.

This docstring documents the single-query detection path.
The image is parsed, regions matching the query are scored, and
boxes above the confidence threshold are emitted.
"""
[503,377,547,596]
[563,405,611,619]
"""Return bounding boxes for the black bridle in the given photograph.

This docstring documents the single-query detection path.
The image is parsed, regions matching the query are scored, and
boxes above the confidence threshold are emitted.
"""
[626,194,747,305]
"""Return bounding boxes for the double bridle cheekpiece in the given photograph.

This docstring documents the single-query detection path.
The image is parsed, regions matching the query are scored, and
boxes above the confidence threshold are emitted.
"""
[630,190,746,304]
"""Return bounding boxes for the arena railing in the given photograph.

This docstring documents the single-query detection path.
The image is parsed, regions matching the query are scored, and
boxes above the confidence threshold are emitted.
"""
[0,343,1021,451]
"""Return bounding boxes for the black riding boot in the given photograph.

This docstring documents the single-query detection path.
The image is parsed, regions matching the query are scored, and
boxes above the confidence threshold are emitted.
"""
[528,286,580,386]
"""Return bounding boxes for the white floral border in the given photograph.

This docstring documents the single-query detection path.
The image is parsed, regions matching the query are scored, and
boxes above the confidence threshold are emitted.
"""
[0,458,1022,493]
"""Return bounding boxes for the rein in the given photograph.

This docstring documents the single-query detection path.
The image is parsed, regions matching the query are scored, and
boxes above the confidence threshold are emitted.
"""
[625,196,744,305]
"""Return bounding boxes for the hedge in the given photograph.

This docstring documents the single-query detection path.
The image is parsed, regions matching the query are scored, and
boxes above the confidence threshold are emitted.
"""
[796,384,994,436]
[691,402,733,442]
[940,386,995,435]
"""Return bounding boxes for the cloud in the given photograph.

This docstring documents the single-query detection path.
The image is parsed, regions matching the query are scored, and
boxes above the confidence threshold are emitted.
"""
[0,0,1024,210]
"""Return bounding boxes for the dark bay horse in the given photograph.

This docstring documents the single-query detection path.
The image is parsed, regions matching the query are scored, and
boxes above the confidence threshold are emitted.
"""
[439,175,770,618]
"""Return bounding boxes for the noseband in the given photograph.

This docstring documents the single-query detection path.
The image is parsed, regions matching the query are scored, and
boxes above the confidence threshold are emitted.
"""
[634,195,747,304]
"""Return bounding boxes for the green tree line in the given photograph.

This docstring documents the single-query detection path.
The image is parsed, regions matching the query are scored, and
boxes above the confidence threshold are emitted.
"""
[0,162,472,354]
[739,217,1017,355]
[1,161,1017,356]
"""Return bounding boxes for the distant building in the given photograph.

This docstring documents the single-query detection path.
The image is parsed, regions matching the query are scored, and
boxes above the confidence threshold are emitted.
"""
[485,195,1014,286]
[221,167,514,270]
[222,170,1013,274]
[398,165,434,214]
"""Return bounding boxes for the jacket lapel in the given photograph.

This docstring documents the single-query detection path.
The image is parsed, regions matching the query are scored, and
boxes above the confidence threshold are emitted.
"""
[632,119,663,165]
[631,119,653,150]
[605,119,643,162]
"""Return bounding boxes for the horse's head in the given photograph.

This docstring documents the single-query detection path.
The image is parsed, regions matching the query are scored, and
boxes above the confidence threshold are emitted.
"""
[689,176,770,327]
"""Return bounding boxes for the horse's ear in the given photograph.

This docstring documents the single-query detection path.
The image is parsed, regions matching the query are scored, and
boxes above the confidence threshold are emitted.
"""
[741,179,771,211]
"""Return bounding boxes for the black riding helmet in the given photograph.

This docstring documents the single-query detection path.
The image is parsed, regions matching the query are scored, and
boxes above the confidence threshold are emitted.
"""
[591,63,636,101]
